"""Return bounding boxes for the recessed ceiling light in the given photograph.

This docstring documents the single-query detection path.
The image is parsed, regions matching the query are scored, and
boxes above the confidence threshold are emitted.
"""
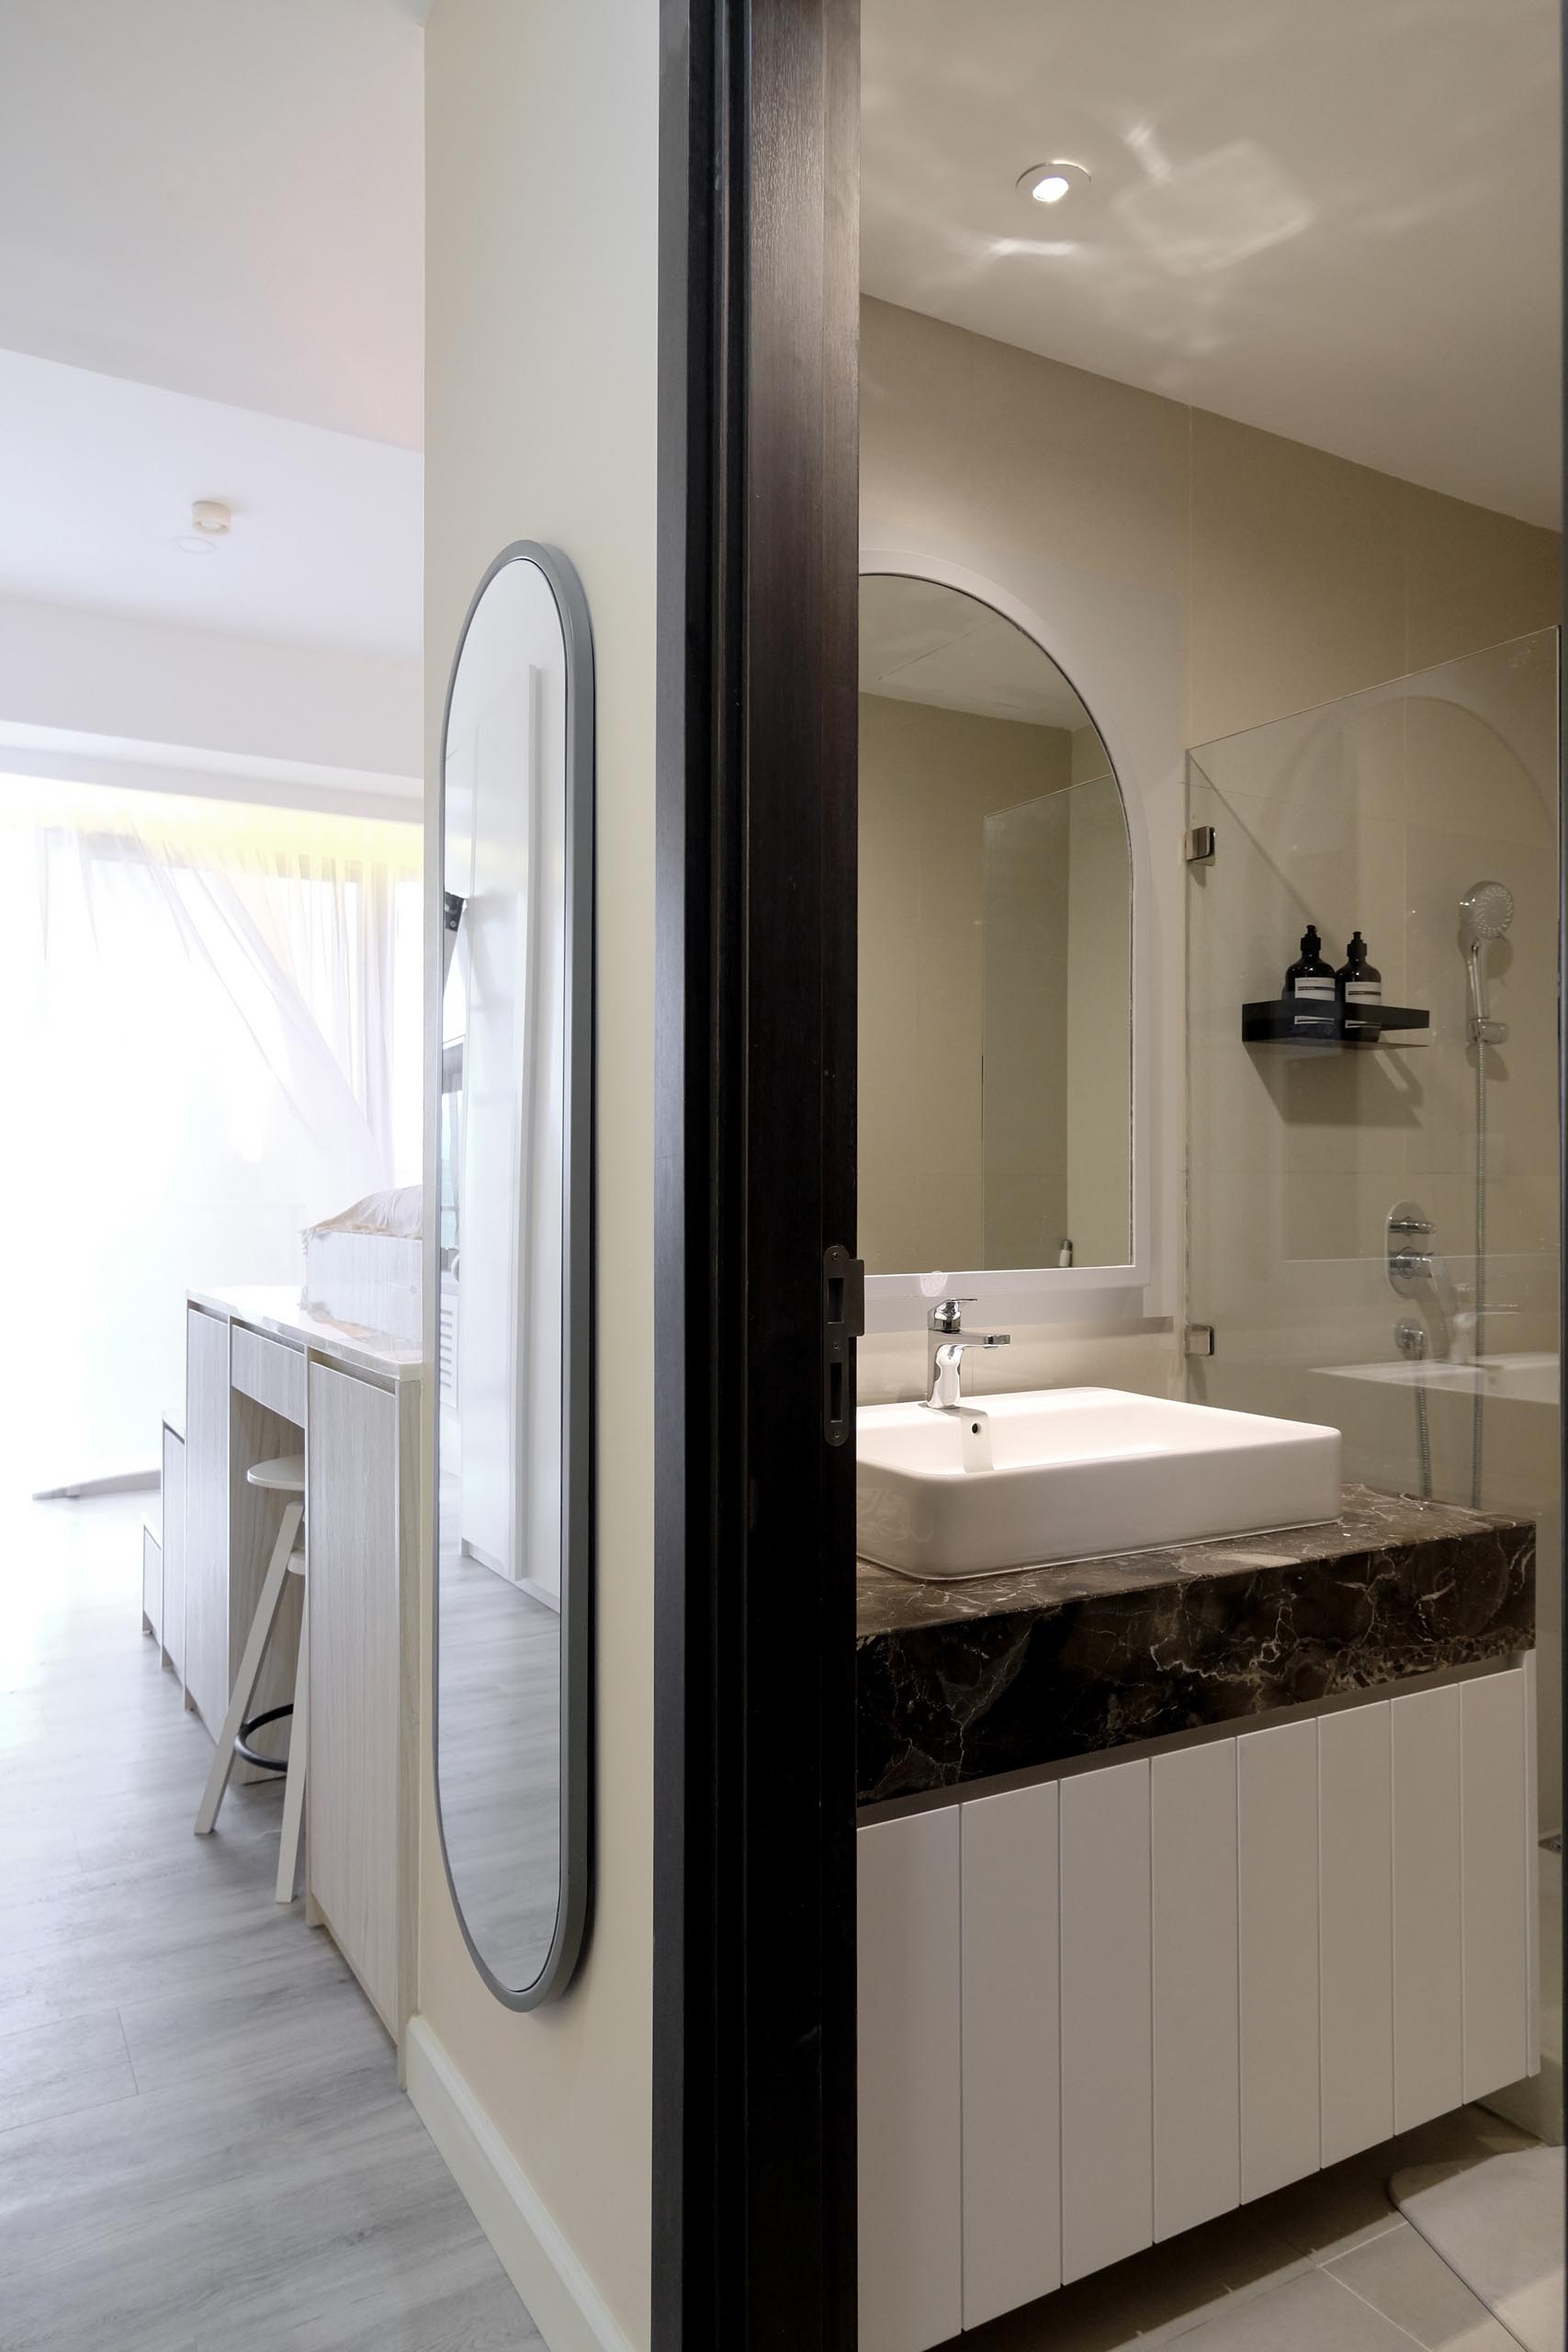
[1017,158,1091,207]
[171,535,217,556]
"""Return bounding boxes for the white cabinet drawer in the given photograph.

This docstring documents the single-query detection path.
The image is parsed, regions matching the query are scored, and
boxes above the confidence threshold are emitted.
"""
[231,1323,306,1426]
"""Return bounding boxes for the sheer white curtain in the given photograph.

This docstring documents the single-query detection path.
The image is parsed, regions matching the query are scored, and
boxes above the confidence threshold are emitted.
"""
[0,779,423,1489]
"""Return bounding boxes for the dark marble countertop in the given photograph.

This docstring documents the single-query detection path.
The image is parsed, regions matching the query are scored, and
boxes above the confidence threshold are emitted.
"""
[857,1485,1534,1807]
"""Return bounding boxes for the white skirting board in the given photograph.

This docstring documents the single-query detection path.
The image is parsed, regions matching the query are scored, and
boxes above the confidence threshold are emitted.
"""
[404,2017,637,2352]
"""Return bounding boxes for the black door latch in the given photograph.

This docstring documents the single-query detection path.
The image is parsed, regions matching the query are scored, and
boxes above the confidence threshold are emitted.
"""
[822,1244,865,1447]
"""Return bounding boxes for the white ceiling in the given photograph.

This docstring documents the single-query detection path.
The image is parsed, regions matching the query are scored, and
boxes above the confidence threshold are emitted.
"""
[0,0,423,677]
[861,572,1093,729]
[0,350,422,660]
[0,0,423,448]
[862,0,1562,526]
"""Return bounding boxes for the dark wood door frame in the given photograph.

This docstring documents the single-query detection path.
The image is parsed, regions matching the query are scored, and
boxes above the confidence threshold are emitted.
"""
[654,0,860,2344]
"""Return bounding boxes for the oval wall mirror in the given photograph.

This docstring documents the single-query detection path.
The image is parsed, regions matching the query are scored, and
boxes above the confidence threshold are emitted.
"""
[434,541,592,2007]
[858,571,1134,1279]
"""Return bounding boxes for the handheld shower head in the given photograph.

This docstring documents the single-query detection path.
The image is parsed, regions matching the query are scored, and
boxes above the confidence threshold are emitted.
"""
[1460,880,1515,945]
[1460,880,1514,1040]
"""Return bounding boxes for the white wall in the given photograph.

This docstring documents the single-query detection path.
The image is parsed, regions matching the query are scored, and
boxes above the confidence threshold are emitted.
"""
[419,4,657,2347]
[0,595,421,793]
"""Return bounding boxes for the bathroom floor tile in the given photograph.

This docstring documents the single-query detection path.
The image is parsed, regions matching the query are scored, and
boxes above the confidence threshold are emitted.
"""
[1247,2151,1406,2265]
[935,2209,1311,2350]
[944,2102,1560,2352]
[1327,2220,1519,2351]
[1170,2265,1426,2351]
[1392,2142,1566,2352]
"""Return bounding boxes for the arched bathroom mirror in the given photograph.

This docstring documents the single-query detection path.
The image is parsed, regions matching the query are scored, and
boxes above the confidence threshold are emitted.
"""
[859,571,1134,1278]
[434,541,592,2007]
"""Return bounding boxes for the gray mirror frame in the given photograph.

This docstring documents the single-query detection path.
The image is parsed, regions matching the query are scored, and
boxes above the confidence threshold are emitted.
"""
[432,538,594,2010]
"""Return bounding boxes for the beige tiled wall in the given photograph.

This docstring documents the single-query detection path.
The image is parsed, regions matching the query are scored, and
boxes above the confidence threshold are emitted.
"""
[863,293,1559,755]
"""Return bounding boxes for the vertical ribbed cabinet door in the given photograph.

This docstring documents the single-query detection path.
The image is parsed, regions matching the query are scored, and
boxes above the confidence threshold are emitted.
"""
[1238,1719,1320,2199]
[1392,1686,1463,2131]
[961,1781,1060,2326]
[183,1305,230,1736]
[1152,1741,1239,2239]
[857,1810,963,2352]
[307,1361,401,2035]
[1319,1702,1394,2164]
[1060,1758,1153,2283]
[1461,1668,1530,2099]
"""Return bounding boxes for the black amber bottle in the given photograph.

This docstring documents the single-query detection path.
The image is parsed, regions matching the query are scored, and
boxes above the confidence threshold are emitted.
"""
[1284,924,1335,1002]
[1337,931,1382,1006]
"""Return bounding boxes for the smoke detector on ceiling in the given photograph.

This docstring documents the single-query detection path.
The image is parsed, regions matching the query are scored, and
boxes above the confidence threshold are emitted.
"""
[172,499,232,556]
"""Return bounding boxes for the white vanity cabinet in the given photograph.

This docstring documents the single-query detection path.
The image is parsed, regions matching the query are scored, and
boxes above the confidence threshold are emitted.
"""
[858,1667,1537,2352]
[181,1288,421,2048]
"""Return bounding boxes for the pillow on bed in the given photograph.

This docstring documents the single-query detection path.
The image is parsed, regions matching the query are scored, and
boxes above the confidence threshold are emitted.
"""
[305,1185,423,1241]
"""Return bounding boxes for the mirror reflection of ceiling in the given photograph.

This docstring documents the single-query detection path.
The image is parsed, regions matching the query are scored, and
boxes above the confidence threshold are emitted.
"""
[860,573,1094,729]
[861,0,1560,526]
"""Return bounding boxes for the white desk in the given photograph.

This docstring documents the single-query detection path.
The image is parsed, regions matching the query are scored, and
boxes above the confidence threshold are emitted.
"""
[180,1285,421,2047]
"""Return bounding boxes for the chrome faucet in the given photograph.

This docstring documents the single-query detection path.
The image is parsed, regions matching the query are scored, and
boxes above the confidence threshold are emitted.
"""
[925,1297,1010,1409]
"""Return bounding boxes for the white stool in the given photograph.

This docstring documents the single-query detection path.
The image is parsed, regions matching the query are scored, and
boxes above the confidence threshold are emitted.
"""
[193,1453,310,1904]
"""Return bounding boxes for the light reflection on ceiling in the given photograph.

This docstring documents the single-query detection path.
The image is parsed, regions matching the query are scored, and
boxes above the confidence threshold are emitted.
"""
[862,0,1560,526]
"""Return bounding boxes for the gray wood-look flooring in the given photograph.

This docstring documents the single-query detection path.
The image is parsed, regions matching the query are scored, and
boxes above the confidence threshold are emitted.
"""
[436,1532,561,1983]
[0,1487,540,2351]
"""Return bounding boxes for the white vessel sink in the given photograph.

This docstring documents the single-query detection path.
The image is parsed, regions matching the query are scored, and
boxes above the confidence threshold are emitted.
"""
[856,1386,1343,1580]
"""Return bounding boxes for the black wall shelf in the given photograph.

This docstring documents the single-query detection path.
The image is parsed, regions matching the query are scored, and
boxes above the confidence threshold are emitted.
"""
[1242,999,1431,1047]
